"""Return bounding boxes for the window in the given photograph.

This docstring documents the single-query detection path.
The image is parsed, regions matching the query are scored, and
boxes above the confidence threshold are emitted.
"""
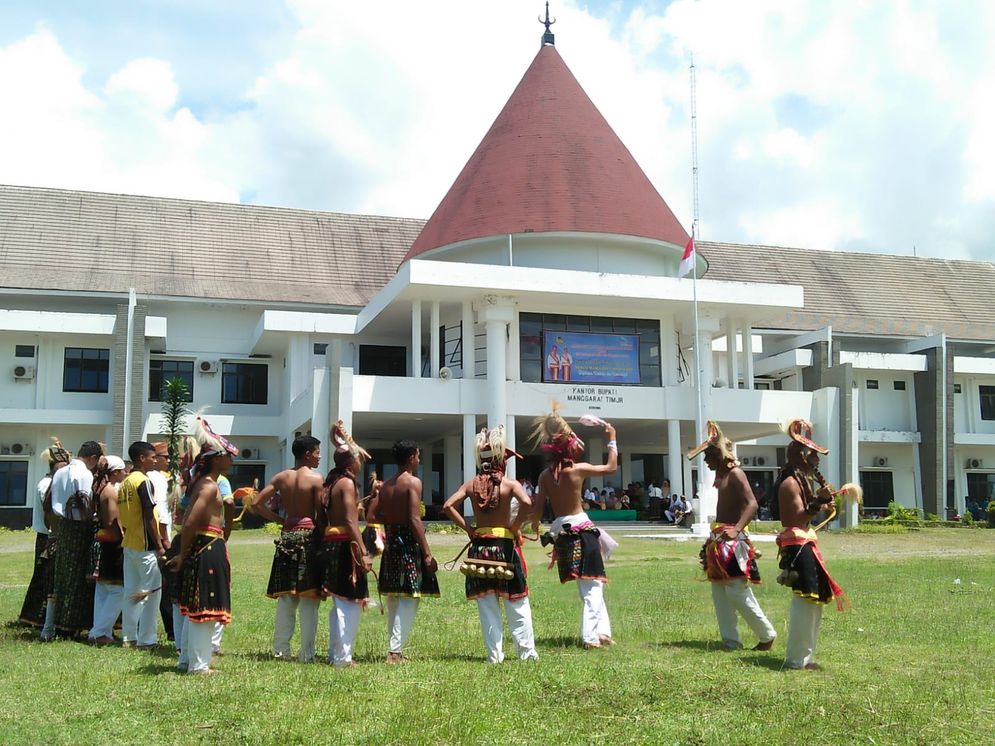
[859,470,895,512]
[313,343,328,355]
[0,460,28,506]
[358,345,407,377]
[222,362,268,404]
[893,380,906,391]
[981,386,995,421]
[63,347,109,393]
[954,383,963,394]
[149,360,194,402]
[15,345,35,358]
[228,463,266,493]
[519,313,662,387]
[966,473,995,520]
[866,379,879,390]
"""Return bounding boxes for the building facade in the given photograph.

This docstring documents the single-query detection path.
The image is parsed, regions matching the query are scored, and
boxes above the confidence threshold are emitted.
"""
[2,42,994,528]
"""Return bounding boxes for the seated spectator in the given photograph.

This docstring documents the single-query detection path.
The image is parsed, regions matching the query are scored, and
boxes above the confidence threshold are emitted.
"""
[632,481,647,510]
[618,493,631,509]
[664,494,692,525]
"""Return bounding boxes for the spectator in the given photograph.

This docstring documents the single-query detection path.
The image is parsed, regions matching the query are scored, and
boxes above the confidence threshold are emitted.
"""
[664,494,692,526]
[632,481,647,510]
[649,481,664,518]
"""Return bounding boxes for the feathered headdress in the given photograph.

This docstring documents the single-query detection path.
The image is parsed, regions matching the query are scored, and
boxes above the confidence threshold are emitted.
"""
[529,403,584,456]
[783,418,829,455]
[331,420,370,466]
[474,425,521,470]
[686,420,738,468]
[194,416,239,458]
[39,437,72,466]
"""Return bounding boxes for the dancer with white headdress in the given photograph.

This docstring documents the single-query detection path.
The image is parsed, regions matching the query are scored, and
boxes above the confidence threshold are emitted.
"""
[443,425,539,663]
[530,407,618,649]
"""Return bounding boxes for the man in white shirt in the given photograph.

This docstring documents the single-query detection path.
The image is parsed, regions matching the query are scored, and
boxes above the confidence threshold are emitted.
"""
[665,494,692,526]
[41,440,103,640]
[20,440,71,627]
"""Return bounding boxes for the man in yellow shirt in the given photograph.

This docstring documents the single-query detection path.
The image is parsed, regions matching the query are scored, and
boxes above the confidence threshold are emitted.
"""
[118,441,167,649]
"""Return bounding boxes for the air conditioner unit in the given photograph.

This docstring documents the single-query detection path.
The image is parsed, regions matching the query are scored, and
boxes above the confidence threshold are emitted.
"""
[875,457,889,467]
[0,446,9,455]
[13,365,35,380]
[240,448,260,460]
[756,456,766,466]
[439,366,453,380]
[9,442,32,455]
[966,458,983,469]
[740,456,751,466]
[199,360,219,374]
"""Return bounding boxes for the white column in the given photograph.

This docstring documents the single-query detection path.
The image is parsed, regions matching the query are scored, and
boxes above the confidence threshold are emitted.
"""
[507,309,521,382]
[619,449,631,493]
[742,324,755,390]
[725,318,739,389]
[660,314,677,386]
[461,301,476,379]
[411,300,422,378]
[588,435,605,491]
[312,367,331,477]
[505,414,516,481]
[430,301,440,378]
[666,419,682,496]
[420,443,434,503]
[444,434,462,499]
[693,324,717,535]
[463,413,476,517]
[476,299,515,432]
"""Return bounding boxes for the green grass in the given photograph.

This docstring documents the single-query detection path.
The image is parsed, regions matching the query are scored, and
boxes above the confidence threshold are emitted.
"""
[1,528,993,745]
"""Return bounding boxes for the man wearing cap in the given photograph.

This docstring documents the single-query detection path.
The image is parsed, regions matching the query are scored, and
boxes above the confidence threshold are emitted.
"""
[444,425,539,663]
[88,455,128,645]
[773,418,850,670]
[688,421,777,652]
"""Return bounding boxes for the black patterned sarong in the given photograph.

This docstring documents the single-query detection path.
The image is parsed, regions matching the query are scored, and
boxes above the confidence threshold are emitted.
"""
[266,521,321,599]
[378,524,440,598]
[93,528,124,585]
[18,533,50,627]
[178,530,232,625]
[554,528,607,584]
[465,534,528,601]
[321,529,369,604]
[49,517,95,634]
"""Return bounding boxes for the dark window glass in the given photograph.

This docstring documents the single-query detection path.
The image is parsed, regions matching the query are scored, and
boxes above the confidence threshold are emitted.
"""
[222,362,268,404]
[63,347,109,393]
[639,365,660,386]
[149,360,194,402]
[981,386,995,420]
[566,315,590,332]
[15,345,35,358]
[866,379,879,390]
[893,380,906,391]
[859,470,895,512]
[966,473,995,520]
[954,383,963,394]
[542,314,566,331]
[635,320,660,340]
[228,463,266,492]
[612,318,636,334]
[521,359,542,383]
[0,460,29,506]
[313,343,328,355]
[589,317,613,333]
[358,345,407,377]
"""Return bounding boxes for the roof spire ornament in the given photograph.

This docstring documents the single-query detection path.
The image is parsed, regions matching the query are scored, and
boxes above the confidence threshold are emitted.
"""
[539,1,556,47]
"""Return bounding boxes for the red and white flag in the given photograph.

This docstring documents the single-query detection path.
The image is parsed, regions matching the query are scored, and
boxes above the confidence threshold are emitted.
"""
[678,236,696,278]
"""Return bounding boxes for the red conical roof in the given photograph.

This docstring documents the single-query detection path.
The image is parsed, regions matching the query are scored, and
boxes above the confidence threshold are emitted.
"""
[402,45,690,263]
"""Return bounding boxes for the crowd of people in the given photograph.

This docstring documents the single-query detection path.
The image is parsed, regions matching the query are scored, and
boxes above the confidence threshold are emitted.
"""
[15,410,847,673]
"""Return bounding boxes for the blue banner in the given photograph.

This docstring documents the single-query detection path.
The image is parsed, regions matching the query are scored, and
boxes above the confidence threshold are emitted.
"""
[542,331,640,384]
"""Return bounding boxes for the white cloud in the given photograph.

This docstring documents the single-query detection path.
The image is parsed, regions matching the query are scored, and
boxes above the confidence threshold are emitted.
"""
[1,1,994,259]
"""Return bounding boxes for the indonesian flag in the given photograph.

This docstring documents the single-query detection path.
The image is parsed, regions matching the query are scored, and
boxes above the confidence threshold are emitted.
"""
[678,236,696,278]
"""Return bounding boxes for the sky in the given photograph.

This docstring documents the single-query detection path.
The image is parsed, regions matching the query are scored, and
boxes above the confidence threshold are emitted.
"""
[0,0,993,260]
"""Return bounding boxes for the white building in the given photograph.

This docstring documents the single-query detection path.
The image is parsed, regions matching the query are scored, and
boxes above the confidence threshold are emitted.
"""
[2,40,994,528]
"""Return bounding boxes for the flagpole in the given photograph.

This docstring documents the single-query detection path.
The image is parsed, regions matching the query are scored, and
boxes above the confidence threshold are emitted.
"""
[689,54,707,527]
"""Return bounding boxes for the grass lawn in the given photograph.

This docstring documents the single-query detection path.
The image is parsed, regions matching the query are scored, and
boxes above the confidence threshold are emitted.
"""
[1,527,993,745]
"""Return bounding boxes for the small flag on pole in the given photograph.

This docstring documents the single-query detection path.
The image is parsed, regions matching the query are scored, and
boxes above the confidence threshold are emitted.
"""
[678,236,696,278]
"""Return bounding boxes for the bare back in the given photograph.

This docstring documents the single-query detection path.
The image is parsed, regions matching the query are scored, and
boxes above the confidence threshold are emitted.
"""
[378,471,421,525]
[272,467,324,520]
[714,466,757,525]
[538,463,592,518]
[468,477,526,528]
[98,483,121,533]
[326,476,360,527]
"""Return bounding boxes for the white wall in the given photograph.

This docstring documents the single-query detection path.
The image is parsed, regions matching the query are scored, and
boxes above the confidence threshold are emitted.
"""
[857,443,917,509]
[855,372,914,431]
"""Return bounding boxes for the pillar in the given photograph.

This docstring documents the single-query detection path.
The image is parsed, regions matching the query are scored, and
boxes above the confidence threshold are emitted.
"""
[430,301,440,378]
[463,413,476,517]
[588,435,605,491]
[742,324,754,390]
[461,301,475,379]
[444,434,462,499]
[475,298,515,433]
[505,414,516,481]
[725,318,739,389]
[420,443,434,504]
[312,367,331,477]
[411,300,422,378]
[666,419,682,496]
[506,309,521,382]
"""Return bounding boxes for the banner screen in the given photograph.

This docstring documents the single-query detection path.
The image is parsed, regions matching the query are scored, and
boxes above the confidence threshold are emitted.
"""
[542,331,640,385]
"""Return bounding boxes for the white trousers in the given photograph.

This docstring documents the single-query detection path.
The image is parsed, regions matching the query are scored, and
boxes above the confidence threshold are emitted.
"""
[172,603,185,651]
[89,582,123,640]
[328,598,363,666]
[386,596,419,654]
[180,620,215,673]
[122,548,162,646]
[785,596,823,668]
[476,594,539,663]
[212,621,224,653]
[273,595,320,662]
[577,579,612,645]
[710,579,777,649]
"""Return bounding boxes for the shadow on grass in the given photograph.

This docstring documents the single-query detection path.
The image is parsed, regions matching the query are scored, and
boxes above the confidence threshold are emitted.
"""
[536,635,584,649]
[649,639,727,652]
[136,661,185,676]
[737,655,788,672]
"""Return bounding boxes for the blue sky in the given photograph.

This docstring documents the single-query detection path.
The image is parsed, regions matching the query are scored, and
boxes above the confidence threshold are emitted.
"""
[1,1,993,261]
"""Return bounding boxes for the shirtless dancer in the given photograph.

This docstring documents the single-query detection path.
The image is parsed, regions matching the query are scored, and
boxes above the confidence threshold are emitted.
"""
[377,440,440,663]
[689,421,776,651]
[88,456,128,645]
[320,422,374,667]
[170,417,238,675]
[530,409,618,649]
[249,435,324,663]
[443,425,539,663]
